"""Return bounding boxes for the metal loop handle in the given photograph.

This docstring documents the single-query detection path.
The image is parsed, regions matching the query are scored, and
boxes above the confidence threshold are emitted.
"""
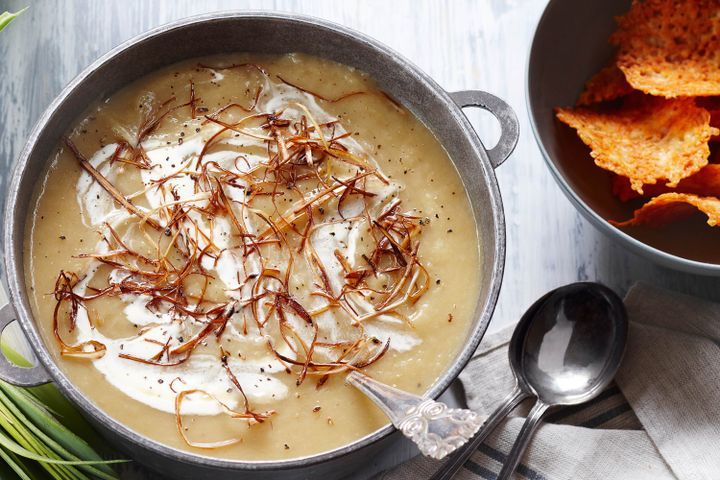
[0,303,51,386]
[450,90,519,169]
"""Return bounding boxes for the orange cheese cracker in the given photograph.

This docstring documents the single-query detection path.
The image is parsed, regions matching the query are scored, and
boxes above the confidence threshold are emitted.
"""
[611,192,720,227]
[556,96,717,193]
[577,64,634,106]
[611,0,720,97]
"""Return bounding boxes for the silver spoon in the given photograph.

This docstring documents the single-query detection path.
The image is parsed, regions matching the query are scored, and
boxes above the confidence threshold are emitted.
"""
[430,281,627,480]
[346,368,485,460]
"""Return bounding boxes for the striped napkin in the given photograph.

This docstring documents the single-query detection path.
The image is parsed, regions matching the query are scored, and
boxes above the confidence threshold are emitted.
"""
[378,283,720,480]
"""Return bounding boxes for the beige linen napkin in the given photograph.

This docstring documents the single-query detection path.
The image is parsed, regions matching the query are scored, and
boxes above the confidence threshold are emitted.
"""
[378,283,720,480]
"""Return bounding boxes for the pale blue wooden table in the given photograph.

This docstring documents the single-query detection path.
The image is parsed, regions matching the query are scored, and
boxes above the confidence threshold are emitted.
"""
[1,1,719,478]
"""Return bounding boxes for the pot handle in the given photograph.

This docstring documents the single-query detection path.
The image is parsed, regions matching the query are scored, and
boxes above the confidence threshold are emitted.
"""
[449,90,519,168]
[0,303,52,386]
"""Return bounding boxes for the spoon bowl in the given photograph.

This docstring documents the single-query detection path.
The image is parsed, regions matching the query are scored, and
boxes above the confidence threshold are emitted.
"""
[519,282,627,406]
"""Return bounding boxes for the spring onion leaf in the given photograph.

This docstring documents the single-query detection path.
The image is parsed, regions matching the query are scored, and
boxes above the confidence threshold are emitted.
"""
[0,388,123,479]
[0,7,27,33]
[0,340,126,478]
[1,383,115,473]
[0,447,34,480]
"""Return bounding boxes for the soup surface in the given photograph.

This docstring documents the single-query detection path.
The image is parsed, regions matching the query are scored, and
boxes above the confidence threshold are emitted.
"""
[24,53,480,460]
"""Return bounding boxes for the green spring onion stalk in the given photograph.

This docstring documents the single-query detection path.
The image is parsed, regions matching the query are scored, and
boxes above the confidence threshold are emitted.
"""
[0,342,127,479]
[0,7,28,32]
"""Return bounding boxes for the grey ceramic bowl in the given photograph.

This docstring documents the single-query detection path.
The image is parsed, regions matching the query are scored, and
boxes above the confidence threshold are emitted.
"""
[528,0,720,275]
[0,12,519,480]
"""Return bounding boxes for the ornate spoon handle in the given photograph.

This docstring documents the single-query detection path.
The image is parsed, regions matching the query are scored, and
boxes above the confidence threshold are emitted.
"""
[346,371,484,460]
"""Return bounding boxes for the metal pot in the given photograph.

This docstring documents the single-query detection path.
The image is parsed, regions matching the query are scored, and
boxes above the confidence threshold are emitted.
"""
[0,12,518,479]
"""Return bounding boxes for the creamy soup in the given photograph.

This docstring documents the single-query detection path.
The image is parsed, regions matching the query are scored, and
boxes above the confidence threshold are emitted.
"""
[24,53,480,460]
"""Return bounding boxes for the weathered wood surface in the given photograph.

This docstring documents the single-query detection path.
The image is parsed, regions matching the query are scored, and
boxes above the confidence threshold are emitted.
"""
[1,0,719,477]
